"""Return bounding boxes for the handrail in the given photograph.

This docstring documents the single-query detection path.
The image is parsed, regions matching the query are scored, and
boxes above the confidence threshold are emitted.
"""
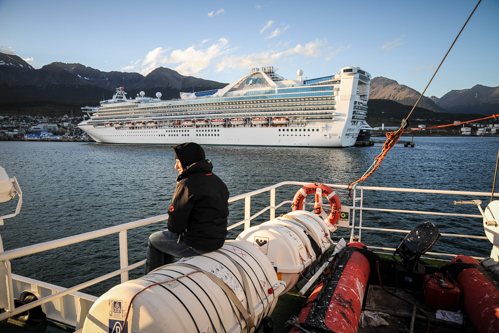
[0,260,146,322]
[0,181,495,322]
[0,214,169,262]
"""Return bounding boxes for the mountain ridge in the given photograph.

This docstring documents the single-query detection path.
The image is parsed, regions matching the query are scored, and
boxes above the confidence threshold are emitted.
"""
[0,51,497,117]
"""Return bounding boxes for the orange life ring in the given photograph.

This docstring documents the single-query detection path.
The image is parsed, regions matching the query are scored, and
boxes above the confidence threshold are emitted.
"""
[292,183,342,229]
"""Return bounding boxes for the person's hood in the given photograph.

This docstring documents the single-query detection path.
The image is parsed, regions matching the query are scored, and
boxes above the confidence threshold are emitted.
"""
[172,142,205,168]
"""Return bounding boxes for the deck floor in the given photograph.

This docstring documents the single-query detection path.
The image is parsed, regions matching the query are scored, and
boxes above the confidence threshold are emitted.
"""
[359,285,467,332]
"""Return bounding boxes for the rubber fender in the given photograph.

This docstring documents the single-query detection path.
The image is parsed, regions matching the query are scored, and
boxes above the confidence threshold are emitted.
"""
[347,241,368,250]
[322,251,370,333]
[300,247,370,333]
[452,255,499,333]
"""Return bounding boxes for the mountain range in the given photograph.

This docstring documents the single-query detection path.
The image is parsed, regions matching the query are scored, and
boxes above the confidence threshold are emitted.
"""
[1,52,498,118]
[369,76,499,115]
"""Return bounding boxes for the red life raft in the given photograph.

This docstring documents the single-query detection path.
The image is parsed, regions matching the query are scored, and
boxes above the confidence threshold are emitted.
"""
[450,255,499,333]
[289,242,370,333]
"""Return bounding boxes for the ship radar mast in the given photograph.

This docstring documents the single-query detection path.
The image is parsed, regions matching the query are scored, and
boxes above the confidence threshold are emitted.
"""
[255,66,284,82]
[113,87,127,101]
[297,69,304,81]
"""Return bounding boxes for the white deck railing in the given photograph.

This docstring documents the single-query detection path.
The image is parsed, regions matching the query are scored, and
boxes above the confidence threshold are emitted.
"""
[0,181,494,327]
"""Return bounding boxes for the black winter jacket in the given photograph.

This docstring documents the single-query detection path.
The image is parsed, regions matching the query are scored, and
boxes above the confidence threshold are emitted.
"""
[167,159,229,251]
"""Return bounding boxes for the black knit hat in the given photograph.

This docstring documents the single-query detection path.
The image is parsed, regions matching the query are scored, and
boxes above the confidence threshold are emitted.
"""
[172,142,205,168]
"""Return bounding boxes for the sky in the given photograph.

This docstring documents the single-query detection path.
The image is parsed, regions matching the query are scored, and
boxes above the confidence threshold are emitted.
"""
[0,0,497,98]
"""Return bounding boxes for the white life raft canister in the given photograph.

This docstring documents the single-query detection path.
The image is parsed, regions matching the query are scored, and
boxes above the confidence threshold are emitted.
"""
[82,240,285,333]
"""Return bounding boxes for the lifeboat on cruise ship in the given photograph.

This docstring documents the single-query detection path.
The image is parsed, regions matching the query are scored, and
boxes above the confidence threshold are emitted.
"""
[195,119,210,126]
[173,120,181,126]
[230,118,246,125]
[124,122,134,128]
[136,122,146,127]
[252,117,268,125]
[113,123,123,128]
[183,120,195,127]
[211,118,225,126]
[146,121,158,127]
[273,117,289,125]
[105,123,113,127]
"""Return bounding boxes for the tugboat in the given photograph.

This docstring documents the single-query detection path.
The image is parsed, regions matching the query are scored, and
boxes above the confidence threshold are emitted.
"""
[355,121,373,146]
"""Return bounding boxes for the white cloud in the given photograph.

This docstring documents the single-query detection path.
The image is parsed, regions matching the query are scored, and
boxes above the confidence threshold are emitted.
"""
[128,39,230,76]
[122,59,141,72]
[286,39,326,57]
[208,9,225,18]
[215,52,282,72]
[0,46,15,54]
[22,57,34,64]
[260,20,274,34]
[414,65,435,73]
[265,25,289,39]
[382,35,405,51]
[325,45,350,62]
[215,39,327,72]
[169,38,230,76]
[138,47,170,75]
[124,38,329,77]
[256,4,262,9]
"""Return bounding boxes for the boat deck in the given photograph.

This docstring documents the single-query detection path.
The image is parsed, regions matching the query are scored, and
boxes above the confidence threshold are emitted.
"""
[1,181,497,332]
[360,284,465,333]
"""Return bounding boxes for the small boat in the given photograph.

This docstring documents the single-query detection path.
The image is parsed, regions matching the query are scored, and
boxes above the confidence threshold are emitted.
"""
[183,120,195,127]
[113,123,123,128]
[251,117,268,125]
[105,123,113,127]
[124,122,134,127]
[230,118,246,125]
[146,121,158,127]
[211,119,225,126]
[195,120,210,126]
[173,121,181,126]
[135,122,146,127]
[273,117,289,125]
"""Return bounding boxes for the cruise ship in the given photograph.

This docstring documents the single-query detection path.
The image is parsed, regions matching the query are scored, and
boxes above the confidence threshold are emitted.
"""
[78,66,371,147]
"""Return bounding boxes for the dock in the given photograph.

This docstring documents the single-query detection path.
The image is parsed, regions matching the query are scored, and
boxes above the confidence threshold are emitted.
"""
[371,138,415,147]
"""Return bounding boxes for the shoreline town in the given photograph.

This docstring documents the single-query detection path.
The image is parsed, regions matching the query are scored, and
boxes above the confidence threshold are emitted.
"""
[1,112,499,143]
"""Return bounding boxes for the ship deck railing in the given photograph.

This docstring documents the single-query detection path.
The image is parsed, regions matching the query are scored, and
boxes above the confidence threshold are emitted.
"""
[0,181,495,330]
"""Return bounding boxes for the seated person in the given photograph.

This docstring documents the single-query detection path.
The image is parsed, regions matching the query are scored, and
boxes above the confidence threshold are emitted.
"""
[146,142,229,273]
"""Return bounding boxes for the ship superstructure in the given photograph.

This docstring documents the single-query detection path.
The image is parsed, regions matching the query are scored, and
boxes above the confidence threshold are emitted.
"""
[78,66,371,147]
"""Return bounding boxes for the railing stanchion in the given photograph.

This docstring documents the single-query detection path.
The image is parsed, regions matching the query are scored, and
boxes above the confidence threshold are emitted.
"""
[270,188,276,220]
[119,230,129,283]
[244,196,251,230]
[358,188,364,242]
[350,189,357,242]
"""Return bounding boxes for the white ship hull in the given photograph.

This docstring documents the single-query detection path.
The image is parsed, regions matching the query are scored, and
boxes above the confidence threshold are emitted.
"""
[79,121,361,147]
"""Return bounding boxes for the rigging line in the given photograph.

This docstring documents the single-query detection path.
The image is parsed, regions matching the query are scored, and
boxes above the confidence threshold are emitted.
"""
[405,0,482,121]
[491,148,499,203]
[406,114,499,131]
[347,0,482,198]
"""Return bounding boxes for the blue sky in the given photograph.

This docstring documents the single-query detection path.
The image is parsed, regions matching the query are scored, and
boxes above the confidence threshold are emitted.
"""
[0,0,497,98]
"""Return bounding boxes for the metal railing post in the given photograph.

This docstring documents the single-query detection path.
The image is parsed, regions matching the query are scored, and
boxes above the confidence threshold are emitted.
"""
[245,196,251,230]
[270,188,276,220]
[350,189,357,242]
[0,259,14,314]
[358,188,364,242]
[119,230,129,283]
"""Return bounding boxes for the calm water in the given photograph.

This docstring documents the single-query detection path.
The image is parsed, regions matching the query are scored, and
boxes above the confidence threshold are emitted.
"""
[0,137,498,295]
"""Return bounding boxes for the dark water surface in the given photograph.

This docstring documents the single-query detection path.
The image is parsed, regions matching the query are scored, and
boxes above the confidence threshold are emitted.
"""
[0,137,498,295]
